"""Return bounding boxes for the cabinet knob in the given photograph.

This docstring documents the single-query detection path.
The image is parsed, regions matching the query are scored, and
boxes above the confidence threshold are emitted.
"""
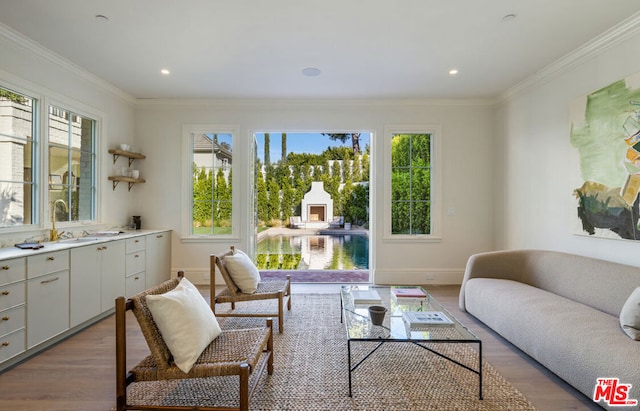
[103,246,108,250]
[134,276,140,280]
[47,256,55,261]
[134,254,139,258]
[1,291,8,296]
[135,240,140,243]
[157,235,163,238]
[1,316,8,321]
[1,265,8,270]
[1,341,8,347]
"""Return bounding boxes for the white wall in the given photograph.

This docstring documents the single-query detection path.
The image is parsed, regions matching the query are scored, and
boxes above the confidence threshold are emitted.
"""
[135,100,496,284]
[0,25,136,244]
[494,27,640,267]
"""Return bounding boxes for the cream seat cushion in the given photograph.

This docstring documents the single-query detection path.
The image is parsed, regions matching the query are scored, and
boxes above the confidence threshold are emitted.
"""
[146,277,222,373]
[620,287,640,340]
[224,249,260,293]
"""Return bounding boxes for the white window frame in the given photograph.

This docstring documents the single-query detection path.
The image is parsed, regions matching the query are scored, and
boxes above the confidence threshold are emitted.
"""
[45,102,99,226]
[383,124,442,242]
[181,124,239,242]
[0,76,104,235]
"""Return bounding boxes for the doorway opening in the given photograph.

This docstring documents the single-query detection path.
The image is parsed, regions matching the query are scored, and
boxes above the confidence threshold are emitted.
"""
[252,131,371,283]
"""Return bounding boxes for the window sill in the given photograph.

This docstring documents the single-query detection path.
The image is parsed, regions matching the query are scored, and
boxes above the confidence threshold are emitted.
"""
[382,235,442,243]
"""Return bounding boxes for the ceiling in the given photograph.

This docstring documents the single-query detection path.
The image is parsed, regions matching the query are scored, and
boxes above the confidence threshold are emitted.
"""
[1,0,640,100]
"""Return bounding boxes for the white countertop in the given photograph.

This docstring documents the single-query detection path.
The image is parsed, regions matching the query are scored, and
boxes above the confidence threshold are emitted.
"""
[0,229,170,261]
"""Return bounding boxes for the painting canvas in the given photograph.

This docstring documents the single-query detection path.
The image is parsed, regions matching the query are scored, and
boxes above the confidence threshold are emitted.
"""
[570,73,640,240]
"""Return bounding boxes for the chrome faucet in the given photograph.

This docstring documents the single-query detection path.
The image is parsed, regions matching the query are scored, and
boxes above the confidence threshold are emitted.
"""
[50,199,68,242]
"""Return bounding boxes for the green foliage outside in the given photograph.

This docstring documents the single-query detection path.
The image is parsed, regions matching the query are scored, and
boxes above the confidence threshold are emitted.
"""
[256,145,371,228]
[192,163,232,232]
[191,133,430,235]
[255,253,302,269]
[391,134,431,234]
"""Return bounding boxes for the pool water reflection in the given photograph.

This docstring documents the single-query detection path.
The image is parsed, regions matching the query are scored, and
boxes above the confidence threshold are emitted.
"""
[256,234,369,270]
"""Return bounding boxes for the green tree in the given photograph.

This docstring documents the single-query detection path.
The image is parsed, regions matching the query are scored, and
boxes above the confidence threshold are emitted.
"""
[267,177,280,221]
[281,133,287,163]
[264,133,271,166]
[324,133,362,154]
[256,170,268,223]
[192,165,212,227]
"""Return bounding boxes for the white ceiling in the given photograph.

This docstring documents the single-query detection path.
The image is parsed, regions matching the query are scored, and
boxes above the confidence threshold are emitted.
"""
[1,0,640,100]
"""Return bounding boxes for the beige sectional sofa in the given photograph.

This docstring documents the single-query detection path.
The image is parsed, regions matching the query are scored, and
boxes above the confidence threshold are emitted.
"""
[459,249,640,410]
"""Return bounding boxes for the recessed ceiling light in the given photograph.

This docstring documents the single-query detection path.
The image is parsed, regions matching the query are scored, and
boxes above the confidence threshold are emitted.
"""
[95,14,109,22]
[449,69,459,76]
[160,69,171,75]
[502,14,516,22]
[302,67,321,77]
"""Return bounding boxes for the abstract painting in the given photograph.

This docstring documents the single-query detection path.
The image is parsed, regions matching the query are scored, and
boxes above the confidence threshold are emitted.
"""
[570,73,640,240]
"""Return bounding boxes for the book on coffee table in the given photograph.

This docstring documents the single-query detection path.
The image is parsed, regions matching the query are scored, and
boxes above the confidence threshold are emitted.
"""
[351,289,382,304]
[403,311,454,328]
[392,287,427,298]
[391,287,427,304]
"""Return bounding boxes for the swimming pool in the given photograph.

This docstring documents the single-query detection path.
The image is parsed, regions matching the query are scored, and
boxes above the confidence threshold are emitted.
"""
[256,234,369,270]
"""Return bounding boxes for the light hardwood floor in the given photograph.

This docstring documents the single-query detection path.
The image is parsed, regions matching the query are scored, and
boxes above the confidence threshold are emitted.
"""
[0,284,601,411]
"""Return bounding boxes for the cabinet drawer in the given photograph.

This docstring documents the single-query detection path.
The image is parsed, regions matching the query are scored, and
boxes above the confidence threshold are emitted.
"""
[0,281,25,311]
[0,328,26,363]
[0,305,26,336]
[126,250,146,275]
[27,250,69,279]
[126,237,146,253]
[0,258,26,286]
[126,272,146,296]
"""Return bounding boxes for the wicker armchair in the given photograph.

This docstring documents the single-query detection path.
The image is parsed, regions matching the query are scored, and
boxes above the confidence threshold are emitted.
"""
[211,246,292,333]
[115,271,274,411]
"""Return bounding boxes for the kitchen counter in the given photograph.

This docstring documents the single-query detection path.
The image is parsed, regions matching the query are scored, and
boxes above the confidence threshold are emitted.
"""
[0,229,169,261]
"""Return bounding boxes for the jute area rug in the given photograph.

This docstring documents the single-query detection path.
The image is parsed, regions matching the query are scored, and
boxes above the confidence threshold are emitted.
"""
[124,294,537,410]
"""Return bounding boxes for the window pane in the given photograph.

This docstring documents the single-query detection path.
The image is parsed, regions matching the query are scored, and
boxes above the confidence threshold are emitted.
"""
[411,134,431,164]
[391,134,411,167]
[0,182,34,226]
[191,132,233,235]
[391,200,410,234]
[411,201,430,234]
[48,106,96,222]
[0,87,36,227]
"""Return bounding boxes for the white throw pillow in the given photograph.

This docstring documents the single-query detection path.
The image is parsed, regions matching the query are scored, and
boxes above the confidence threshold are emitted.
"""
[224,249,260,294]
[146,277,222,373]
[620,287,640,341]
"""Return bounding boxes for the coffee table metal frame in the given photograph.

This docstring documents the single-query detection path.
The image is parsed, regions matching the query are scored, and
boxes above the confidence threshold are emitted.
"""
[340,285,482,399]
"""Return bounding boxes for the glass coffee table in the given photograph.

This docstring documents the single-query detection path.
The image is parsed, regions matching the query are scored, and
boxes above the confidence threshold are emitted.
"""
[340,285,482,399]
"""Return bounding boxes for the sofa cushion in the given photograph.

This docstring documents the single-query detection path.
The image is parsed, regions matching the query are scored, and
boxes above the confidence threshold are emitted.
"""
[464,278,640,401]
[620,287,640,340]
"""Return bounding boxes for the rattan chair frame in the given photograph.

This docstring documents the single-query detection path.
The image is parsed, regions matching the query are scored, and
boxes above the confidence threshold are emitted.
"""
[211,246,292,333]
[115,271,274,411]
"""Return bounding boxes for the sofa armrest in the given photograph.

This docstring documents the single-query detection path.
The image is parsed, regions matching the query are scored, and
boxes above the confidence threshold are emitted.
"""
[459,250,530,311]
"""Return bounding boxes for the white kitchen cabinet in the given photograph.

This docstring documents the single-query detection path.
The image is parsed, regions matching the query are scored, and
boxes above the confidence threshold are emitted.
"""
[0,258,26,362]
[27,251,69,348]
[70,245,103,327]
[0,230,170,371]
[71,240,125,324]
[125,237,146,296]
[99,240,126,312]
[145,231,171,288]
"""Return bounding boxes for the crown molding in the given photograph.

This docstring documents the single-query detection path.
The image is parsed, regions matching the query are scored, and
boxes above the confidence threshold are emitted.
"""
[135,97,497,109]
[0,22,135,105]
[499,11,640,103]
